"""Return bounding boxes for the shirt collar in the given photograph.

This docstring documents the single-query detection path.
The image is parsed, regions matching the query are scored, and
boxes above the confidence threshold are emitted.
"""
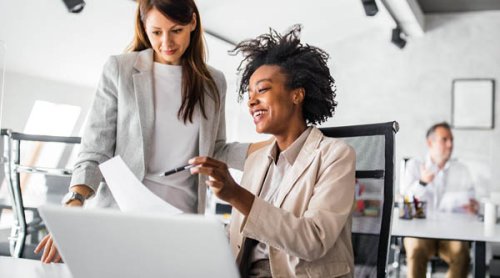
[267,127,312,165]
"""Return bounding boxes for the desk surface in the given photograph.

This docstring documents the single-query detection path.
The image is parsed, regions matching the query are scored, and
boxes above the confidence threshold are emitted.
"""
[391,208,500,242]
[0,256,72,278]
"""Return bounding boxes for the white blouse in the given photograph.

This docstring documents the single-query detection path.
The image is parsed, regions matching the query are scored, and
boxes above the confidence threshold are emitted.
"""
[142,62,200,213]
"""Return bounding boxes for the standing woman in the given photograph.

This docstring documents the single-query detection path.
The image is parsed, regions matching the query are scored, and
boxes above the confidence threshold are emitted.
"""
[35,0,255,263]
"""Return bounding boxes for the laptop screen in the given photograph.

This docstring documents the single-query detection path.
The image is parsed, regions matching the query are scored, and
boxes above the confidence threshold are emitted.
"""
[39,206,239,278]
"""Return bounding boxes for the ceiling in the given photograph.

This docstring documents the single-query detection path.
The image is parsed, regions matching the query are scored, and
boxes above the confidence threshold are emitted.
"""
[1,0,499,89]
[0,0,393,88]
[417,0,500,13]
[0,0,137,88]
[197,0,393,46]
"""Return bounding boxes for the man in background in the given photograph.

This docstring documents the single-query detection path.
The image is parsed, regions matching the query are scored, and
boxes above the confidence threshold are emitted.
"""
[400,122,477,278]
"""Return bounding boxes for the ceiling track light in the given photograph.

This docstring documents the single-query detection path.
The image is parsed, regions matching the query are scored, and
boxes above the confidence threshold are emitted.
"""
[361,0,379,16]
[391,26,407,49]
[62,0,86,13]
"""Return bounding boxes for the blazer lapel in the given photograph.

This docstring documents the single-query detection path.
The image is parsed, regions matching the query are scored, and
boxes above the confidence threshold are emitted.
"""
[132,49,155,166]
[275,128,323,207]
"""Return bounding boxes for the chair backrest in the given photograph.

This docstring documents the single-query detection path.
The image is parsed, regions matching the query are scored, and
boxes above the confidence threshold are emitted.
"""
[1,129,81,258]
[320,121,398,278]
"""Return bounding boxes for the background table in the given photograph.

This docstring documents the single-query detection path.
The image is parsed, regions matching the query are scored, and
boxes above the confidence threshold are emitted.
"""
[391,208,500,277]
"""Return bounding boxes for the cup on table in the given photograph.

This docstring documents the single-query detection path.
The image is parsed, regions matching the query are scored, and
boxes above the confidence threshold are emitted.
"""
[483,198,498,237]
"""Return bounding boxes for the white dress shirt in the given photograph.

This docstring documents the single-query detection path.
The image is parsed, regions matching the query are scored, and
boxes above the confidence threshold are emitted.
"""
[400,155,475,213]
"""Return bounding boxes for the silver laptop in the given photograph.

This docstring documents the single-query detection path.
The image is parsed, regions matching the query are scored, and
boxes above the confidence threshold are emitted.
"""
[39,206,239,278]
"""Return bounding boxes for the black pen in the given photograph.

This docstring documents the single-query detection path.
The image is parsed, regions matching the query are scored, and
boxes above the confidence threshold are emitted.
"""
[157,164,196,176]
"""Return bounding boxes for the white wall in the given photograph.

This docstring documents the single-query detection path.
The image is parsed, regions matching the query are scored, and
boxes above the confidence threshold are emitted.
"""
[0,71,95,196]
[1,6,498,197]
[1,71,94,135]
[323,11,500,196]
[0,0,136,88]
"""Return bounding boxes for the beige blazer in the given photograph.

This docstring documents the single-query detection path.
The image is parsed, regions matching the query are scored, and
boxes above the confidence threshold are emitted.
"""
[229,127,355,277]
[70,48,248,213]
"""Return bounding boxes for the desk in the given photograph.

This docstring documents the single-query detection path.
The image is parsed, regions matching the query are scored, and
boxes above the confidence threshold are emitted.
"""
[0,256,72,278]
[391,208,500,277]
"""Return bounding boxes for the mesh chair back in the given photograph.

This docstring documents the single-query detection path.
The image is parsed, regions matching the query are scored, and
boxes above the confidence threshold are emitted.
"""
[320,121,398,278]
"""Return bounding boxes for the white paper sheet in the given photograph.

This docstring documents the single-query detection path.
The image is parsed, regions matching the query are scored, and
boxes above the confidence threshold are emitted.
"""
[438,191,471,212]
[99,156,182,215]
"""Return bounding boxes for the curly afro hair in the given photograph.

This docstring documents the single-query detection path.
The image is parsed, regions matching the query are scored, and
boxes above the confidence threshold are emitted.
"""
[231,24,337,125]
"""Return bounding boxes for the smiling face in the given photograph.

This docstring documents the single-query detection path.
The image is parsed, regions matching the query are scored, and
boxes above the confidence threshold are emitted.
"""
[144,8,196,65]
[247,65,305,136]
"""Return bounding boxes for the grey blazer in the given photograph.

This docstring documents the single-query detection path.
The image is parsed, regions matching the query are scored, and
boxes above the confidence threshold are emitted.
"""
[70,48,248,213]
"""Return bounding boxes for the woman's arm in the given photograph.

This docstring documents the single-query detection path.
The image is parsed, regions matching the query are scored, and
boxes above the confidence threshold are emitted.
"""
[70,56,120,193]
[190,143,356,261]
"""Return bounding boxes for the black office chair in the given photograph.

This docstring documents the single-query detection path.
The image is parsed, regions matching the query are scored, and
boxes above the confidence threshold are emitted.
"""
[1,129,80,258]
[321,121,398,278]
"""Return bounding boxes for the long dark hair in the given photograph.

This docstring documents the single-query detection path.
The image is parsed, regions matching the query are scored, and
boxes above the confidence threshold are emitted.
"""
[128,0,219,123]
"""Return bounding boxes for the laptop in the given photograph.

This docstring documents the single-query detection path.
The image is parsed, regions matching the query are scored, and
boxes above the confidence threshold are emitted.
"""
[39,206,239,278]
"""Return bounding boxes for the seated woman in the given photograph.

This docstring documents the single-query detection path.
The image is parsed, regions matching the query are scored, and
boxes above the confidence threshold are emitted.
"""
[190,25,356,278]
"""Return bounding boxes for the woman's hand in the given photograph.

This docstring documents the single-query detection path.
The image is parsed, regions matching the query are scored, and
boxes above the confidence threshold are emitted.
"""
[34,234,62,263]
[35,194,86,263]
[189,156,255,215]
[189,157,239,202]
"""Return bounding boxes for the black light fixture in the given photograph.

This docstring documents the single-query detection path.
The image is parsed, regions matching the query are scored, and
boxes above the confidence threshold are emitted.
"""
[391,27,406,49]
[361,0,379,16]
[62,0,86,13]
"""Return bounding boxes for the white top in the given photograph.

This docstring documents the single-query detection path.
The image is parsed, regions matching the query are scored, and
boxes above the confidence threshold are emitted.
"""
[143,62,200,213]
[400,155,474,213]
[249,127,312,264]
